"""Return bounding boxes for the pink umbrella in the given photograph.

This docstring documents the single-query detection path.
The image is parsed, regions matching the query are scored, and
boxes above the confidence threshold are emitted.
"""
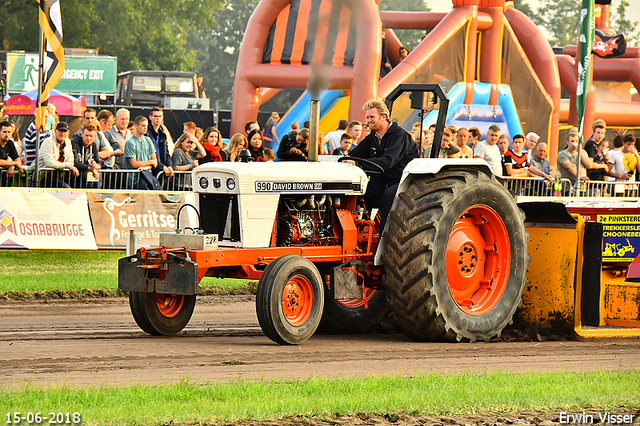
[3,89,86,116]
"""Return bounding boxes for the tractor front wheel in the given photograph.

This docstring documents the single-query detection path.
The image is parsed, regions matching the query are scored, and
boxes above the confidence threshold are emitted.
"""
[128,291,196,336]
[381,169,529,342]
[256,254,324,345]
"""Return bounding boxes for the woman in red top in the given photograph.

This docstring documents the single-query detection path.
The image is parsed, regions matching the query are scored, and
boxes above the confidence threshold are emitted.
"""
[198,127,223,164]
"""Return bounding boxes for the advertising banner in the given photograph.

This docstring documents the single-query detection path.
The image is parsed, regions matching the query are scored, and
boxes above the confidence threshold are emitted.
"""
[597,214,640,262]
[0,189,97,249]
[88,192,194,249]
[7,52,117,95]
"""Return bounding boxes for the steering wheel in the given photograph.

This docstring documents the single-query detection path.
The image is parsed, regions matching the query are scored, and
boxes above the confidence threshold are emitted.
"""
[338,156,385,175]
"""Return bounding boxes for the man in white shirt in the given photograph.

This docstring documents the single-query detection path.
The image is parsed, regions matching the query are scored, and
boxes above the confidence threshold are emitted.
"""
[608,135,636,182]
[523,132,540,158]
[474,124,502,176]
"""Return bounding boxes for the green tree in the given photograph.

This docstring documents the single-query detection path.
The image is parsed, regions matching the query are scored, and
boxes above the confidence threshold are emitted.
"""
[1,0,39,51]
[379,0,431,50]
[513,0,534,17]
[530,0,581,48]
[0,0,223,72]
[610,0,640,46]
[188,0,258,109]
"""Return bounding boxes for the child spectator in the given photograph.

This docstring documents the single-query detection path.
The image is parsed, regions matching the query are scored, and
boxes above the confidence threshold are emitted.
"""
[263,112,279,150]
[498,135,510,176]
[498,135,509,156]
[421,129,433,158]
[333,133,354,156]
[264,149,275,162]
[503,134,530,177]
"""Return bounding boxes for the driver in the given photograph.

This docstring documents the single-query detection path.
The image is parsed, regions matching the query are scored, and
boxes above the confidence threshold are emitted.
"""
[345,99,419,231]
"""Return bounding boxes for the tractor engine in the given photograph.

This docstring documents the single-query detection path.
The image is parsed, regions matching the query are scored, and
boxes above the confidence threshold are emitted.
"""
[276,195,334,246]
[192,161,368,249]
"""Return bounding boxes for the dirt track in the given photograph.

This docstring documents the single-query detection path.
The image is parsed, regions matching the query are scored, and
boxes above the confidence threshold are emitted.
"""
[1,295,639,388]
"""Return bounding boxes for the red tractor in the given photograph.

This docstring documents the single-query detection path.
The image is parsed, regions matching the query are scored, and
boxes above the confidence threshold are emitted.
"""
[118,85,529,344]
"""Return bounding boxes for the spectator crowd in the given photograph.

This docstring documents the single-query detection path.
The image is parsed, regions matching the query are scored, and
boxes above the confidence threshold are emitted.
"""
[1,106,637,196]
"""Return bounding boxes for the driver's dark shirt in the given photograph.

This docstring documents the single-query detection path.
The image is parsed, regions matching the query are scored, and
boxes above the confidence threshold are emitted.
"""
[349,121,419,187]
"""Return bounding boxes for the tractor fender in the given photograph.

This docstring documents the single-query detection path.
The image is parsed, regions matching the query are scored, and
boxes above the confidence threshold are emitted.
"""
[398,158,494,188]
[374,159,494,265]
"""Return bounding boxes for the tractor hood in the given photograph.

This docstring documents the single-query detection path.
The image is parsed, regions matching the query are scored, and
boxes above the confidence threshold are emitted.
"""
[193,161,368,196]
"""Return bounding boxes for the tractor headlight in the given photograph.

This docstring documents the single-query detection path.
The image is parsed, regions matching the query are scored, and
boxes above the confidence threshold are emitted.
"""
[226,178,236,191]
[199,176,209,190]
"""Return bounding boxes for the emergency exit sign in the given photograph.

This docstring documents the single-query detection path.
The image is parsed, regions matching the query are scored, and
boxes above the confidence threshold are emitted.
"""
[6,52,117,95]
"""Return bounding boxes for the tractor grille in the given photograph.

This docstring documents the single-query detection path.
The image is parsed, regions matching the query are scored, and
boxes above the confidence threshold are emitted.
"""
[198,194,241,242]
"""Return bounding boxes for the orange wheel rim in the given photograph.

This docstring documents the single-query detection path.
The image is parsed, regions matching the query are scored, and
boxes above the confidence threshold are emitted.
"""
[445,205,510,316]
[336,287,377,308]
[155,294,185,318]
[282,275,314,326]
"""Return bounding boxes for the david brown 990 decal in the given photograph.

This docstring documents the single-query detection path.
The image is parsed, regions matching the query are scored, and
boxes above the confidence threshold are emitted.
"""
[255,182,323,192]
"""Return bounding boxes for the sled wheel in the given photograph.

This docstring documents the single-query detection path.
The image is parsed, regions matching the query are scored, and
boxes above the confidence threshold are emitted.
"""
[154,293,185,318]
[381,168,529,342]
[129,292,160,336]
[320,288,390,333]
[256,254,324,345]
[143,293,196,335]
[129,291,196,336]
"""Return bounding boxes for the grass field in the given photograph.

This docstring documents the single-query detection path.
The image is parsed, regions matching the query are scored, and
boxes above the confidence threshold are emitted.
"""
[0,250,253,297]
[2,251,639,426]
[1,370,638,426]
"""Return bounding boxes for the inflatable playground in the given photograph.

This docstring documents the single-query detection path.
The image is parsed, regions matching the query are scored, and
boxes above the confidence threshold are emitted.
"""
[230,0,640,163]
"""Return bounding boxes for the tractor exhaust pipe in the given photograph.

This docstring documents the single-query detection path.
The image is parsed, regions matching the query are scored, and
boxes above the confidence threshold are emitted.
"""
[306,0,339,162]
[308,97,320,162]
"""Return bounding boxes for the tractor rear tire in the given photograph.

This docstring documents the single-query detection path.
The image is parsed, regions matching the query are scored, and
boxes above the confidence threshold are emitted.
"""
[256,254,324,345]
[381,169,529,342]
[320,289,390,334]
[129,291,196,336]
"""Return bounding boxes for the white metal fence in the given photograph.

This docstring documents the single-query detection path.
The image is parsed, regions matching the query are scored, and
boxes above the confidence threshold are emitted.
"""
[3,167,639,198]
[0,168,193,191]
[502,176,640,198]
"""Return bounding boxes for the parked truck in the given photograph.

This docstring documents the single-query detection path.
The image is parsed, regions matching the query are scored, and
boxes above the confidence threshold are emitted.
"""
[116,70,209,110]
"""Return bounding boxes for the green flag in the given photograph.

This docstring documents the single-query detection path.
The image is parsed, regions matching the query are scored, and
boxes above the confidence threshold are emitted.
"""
[576,0,594,135]
[574,0,594,195]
